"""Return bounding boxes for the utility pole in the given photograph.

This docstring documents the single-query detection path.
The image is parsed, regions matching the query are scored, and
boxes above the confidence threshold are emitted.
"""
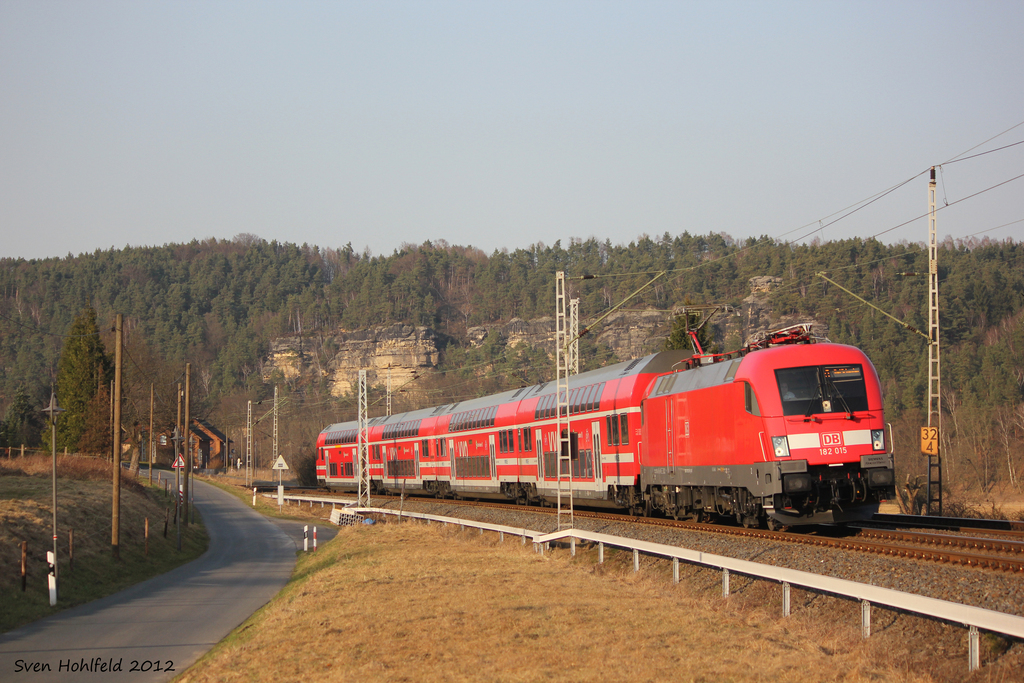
[246,400,252,487]
[183,362,191,527]
[109,380,114,461]
[148,384,154,486]
[926,167,943,516]
[386,366,392,417]
[172,426,182,551]
[111,313,122,559]
[176,382,182,529]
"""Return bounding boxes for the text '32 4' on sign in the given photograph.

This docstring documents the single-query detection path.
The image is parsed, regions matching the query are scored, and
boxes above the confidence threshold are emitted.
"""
[920,427,939,456]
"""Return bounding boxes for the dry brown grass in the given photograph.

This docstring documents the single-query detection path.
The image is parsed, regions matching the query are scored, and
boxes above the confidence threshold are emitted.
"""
[1,455,207,631]
[1,453,146,494]
[177,520,1024,683]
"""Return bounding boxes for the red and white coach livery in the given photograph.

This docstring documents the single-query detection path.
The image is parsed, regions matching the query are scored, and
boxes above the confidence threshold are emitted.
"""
[316,326,895,527]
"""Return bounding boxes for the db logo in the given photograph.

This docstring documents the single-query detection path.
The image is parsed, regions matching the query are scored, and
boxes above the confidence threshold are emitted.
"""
[822,432,843,446]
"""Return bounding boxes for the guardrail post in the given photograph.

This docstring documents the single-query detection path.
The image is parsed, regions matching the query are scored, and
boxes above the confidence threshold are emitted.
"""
[861,600,871,638]
[722,568,730,598]
[783,582,791,617]
[598,542,604,564]
[499,531,504,543]
[521,534,526,545]
[633,549,639,573]
[571,538,576,557]
[968,625,980,671]
[673,558,679,584]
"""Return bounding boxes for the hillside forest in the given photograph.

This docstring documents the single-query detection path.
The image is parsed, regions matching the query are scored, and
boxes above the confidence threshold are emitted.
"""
[1,232,1022,500]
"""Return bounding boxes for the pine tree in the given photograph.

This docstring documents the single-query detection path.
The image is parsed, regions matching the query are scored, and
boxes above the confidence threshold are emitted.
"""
[46,306,110,453]
[1,386,42,448]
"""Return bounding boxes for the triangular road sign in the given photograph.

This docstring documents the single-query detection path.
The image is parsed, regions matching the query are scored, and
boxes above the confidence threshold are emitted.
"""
[172,455,185,469]
[272,455,289,470]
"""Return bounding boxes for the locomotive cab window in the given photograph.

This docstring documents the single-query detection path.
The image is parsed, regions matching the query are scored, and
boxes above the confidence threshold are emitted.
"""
[775,365,868,416]
[743,381,760,416]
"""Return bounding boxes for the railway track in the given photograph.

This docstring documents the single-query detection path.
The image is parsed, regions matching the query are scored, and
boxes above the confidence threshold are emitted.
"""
[268,486,1024,573]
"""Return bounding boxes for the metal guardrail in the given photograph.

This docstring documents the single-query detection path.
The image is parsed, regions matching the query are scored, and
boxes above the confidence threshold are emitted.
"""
[275,494,1022,671]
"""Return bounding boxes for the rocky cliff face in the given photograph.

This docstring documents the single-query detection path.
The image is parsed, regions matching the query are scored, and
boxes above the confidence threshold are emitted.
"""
[267,325,442,397]
[264,276,823,397]
[466,309,675,360]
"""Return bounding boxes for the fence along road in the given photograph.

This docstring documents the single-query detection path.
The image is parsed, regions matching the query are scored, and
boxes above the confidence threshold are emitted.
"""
[0,480,307,683]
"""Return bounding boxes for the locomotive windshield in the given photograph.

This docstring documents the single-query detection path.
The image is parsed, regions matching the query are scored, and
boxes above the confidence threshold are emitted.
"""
[775,364,868,416]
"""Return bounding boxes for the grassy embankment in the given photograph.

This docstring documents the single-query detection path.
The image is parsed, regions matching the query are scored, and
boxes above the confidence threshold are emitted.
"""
[0,455,208,632]
[177,515,1023,683]
[197,472,340,524]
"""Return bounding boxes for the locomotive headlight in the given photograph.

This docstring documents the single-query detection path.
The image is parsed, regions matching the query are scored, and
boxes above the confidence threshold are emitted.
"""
[771,436,791,458]
[871,429,885,451]
[783,472,812,493]
[867,468,894,488]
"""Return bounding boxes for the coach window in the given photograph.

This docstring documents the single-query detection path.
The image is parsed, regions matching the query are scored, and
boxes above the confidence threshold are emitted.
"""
[606,415,619,447]
[619,414,629,445]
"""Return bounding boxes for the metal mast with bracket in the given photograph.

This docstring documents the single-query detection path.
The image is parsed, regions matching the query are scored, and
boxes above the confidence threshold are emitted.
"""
[357,369,370,507]
[555,272,575,530]
[927,167,943,515]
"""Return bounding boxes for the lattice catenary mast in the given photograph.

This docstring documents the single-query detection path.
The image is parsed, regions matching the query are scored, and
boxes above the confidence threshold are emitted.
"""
[555,272,577,530]
[357,369,370,507]
[926,167,943,515]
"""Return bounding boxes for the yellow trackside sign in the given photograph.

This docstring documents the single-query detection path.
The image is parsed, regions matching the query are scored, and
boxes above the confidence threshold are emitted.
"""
[920,427,939,456]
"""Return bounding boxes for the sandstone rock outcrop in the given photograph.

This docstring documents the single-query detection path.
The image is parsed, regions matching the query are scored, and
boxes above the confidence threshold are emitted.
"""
[263,275,824,397]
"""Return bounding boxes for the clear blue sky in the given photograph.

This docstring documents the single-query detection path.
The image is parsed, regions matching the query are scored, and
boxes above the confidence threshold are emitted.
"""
[2,1,1022,260]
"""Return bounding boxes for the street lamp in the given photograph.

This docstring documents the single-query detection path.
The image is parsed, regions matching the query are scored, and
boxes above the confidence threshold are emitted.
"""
[42,391,64,606]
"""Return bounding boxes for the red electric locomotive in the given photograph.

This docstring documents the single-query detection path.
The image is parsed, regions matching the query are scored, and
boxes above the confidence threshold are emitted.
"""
[316,325,895,527]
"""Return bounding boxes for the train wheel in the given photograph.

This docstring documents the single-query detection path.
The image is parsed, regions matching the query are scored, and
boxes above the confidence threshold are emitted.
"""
[766,516,781,531]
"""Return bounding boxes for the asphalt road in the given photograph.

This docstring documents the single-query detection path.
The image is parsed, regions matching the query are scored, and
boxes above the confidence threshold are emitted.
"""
[0,479,335,682]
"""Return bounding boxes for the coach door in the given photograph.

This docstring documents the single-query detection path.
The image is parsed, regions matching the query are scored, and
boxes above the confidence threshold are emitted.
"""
[489,434,496,479]
[665,399,675,474]
[591,421,603,483]
[535,429,544,481]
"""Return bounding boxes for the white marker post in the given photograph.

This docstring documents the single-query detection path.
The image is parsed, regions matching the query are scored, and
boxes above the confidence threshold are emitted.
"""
[272,455,289,512]
[46,551,56,606]
[252,487,256,507]
[303,525,308,552]
[313,526,317,551]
